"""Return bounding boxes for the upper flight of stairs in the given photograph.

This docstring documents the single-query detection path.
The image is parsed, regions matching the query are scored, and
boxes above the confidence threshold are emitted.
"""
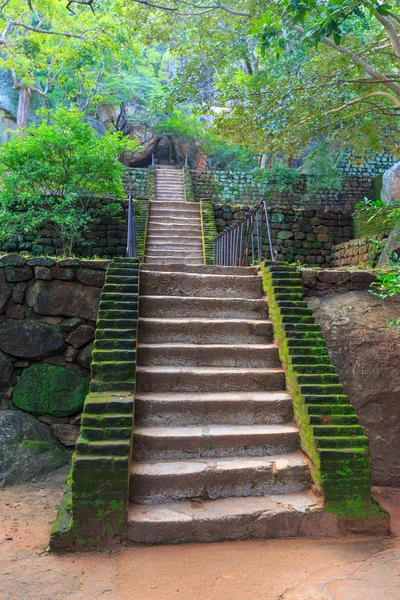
[145,167,203,265]
[127,263,329,545]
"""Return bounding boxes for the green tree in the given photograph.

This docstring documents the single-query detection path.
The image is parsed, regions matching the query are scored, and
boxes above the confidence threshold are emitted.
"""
[0,106,135,254]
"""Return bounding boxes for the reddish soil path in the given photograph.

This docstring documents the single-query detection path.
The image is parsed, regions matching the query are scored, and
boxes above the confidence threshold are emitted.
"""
[0,467,399,600]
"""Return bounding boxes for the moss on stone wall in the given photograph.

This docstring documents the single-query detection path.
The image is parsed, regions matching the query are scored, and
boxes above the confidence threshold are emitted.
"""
[13,364,89,416]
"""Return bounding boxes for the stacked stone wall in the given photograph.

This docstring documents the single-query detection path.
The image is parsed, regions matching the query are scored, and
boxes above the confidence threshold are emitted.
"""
[213,204,352,266]
[334,236,386,267]
[0,254,109,446]
[191,170,374,212]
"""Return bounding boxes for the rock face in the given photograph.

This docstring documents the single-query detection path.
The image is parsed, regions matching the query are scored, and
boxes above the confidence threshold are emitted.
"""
[12,363,89,416]
[378,227,400,266]
[0,410,69,485]
[26,279,100,321]
[311,291,400,485]
[0,320,65,360]
[381,161,400,204]
[0,349,14,391]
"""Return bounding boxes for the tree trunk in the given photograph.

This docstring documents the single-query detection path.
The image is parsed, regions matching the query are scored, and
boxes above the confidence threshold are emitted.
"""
[260,153,271,170]
[16,87,31,136]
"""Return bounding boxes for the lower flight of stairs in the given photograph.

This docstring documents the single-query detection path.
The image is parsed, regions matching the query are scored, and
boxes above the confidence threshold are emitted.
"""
[127,264,334,545]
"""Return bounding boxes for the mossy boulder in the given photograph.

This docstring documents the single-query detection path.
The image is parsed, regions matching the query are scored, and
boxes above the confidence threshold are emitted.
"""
[13,364,89,416]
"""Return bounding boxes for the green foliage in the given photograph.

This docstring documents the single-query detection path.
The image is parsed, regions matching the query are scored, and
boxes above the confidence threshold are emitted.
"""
[303,146,343,194]
[253,163,302,192]
[154,109,257,169]
[0,107,136,253]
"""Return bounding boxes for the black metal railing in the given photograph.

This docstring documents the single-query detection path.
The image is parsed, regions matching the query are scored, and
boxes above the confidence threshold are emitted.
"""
[213,200,277,266]
[126,195,137,258]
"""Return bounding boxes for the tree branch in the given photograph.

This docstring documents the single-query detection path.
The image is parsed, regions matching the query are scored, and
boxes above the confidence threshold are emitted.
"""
[0,22,102,45]
[373,11,400,58]
[126,0,250,17]
[299,91,400,125]
[290,24,400,97]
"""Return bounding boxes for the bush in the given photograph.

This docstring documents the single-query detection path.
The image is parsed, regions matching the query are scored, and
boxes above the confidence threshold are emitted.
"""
[0,107,136,255]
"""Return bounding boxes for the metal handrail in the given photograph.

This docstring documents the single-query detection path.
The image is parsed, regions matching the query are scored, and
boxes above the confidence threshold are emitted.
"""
[213,200,277,266]
[126,195,137,258]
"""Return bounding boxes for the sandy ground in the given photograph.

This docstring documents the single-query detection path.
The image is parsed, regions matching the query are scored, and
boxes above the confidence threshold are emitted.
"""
[1,466,400,600]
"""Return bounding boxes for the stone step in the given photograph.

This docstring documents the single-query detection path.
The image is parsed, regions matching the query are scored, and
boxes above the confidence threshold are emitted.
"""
[134,391,293,426]
[137,343,280,368]
[149,214,200,222]
[147,223,201,232]
[141,265,258,275]
[132,423,299,460]
[141,271,263,298]
[139,296,267,319]
[150,201,199,211]
[135,365,285,393]
[127,491,328,544]
[130,452,311,504]
[137,318,273,344]
[146,241,203,249]
[94,338,136,350]
[145,258,203,265]
[144,249,203,256]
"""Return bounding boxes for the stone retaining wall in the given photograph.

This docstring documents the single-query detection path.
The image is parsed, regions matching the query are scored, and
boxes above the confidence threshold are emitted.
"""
[300,267,378,297]
[0,254,109,446]
[214,204,353,266]
[334,236,386,267]
[191,170,374,212]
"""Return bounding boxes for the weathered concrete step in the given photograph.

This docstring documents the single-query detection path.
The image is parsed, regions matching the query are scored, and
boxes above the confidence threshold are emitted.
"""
[141,271,263,298]
[130,452,311,504]
[133,423,299,460]
[147,224,201,232]
[141,264,257,275]
[146,234,202,241]
[127,491,330,544]
[145,258,203,265]
[149,215,200,223]
[135,366,285,393]
[134,391,293,426]
[144,249,203,256]
[95,328,137,340]
[150,207,200,214]
[137,343,280,368]
[146,242,203,249]
[150,201,199,211]
[139,296,267,319]
[137,318,273,344]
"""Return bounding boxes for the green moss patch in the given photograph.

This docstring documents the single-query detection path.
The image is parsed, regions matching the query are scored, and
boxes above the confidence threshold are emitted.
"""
[13,364,89,416]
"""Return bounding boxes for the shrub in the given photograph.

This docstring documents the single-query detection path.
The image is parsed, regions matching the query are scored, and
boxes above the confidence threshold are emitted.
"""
[0,107,136,255]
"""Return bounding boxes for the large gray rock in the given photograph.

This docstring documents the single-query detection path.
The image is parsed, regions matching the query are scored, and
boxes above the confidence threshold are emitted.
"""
[0,281,12,313]
[0,320,65,360]
[378,227,400,266]
[0,410,69,486]
[311,291,400,485]
[26,279,101,321]
[381,161,400,204]
[0,349,14,392]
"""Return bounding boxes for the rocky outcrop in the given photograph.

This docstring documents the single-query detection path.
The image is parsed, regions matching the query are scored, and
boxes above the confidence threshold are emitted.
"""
[0,410,69,485]
[310,291,400,486]
[378,227,400,266]
[381,161,400,204]
[12,363,89,416]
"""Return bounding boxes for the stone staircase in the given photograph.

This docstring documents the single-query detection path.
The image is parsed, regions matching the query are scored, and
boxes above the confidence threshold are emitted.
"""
[128,261,328,545]
[145,167,203,265]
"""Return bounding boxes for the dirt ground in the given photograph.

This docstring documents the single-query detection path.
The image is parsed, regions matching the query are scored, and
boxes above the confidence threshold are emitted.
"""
[1,466,400,600]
